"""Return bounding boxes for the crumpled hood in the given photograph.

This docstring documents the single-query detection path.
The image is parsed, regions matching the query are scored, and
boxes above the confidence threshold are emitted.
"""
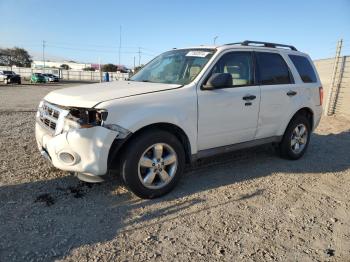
[44,81,181,108]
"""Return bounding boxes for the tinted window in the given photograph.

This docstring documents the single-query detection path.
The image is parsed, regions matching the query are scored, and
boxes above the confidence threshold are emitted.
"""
[256,52,292,85]
[289,55,317,83]
[208,52,254,86]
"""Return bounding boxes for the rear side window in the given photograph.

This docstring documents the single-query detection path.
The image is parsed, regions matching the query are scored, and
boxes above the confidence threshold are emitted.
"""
[256,52,292,85]
[289,55,317,83]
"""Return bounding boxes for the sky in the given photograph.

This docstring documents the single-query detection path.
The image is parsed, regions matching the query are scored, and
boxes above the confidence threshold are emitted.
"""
[0,0,349,67]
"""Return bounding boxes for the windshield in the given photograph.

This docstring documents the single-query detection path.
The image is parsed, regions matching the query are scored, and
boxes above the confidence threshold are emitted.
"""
[3,71,13,75]
[130,48,215,85]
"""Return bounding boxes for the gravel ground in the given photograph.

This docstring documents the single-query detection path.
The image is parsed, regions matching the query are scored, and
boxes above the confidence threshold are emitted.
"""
[0,82,91,111]
[0,85,350,261]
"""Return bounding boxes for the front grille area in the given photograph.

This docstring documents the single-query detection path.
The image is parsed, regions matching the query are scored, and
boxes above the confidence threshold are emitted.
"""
[47,107,60,119]
[43,118,56,130]
[37,101,66,134]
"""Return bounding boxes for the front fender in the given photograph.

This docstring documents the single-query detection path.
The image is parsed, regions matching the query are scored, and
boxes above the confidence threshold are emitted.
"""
[97,86,198,154]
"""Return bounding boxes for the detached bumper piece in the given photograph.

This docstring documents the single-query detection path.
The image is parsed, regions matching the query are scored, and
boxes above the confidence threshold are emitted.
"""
[75,172,105,183]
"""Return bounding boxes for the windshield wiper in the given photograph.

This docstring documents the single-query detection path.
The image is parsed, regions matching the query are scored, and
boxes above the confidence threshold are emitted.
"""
[128,79,152,83]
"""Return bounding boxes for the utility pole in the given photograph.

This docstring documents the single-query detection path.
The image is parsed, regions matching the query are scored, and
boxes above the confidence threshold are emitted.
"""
[118,25,122,66]
[98,57,102,83]
[133,56,136,69]
[138,47,141,66]
[325,39,343,116]
[213,36,218,45]
[42,40,46,73]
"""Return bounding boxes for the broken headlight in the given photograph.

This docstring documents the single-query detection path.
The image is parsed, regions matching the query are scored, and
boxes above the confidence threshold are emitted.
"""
[62,108,108,132]
[62,108,130,138]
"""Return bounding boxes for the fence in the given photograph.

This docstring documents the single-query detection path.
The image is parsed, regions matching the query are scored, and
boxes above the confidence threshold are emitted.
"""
[0,66,130,82]
[314,55,350,117]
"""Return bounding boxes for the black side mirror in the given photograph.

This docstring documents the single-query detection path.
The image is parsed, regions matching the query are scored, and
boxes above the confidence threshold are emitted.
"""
[202,73,232,90]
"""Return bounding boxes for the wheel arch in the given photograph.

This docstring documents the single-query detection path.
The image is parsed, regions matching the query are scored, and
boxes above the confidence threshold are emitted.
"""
[282,107,314,136]
[279,107,314,160]
[107,122,192,169]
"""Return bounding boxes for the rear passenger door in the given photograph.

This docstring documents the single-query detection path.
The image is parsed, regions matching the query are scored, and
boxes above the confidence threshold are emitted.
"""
[255,52,299,139]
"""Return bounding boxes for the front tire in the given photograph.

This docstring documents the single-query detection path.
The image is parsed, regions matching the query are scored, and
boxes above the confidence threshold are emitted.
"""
[279,114,311,160]
[120,130,185,199]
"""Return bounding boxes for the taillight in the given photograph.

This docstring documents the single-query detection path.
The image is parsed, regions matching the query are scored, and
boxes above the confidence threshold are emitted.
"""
[319,86,323,105]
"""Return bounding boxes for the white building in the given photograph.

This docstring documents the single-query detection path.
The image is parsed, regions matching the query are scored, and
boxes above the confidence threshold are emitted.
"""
[32,60,93,71]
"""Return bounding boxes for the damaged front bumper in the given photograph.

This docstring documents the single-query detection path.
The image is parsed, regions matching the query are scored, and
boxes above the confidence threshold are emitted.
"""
[35,121,117,177]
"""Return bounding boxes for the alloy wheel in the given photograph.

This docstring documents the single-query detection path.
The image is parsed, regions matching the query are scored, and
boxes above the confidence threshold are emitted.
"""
[290,123,308,154]
[138,143,178,189]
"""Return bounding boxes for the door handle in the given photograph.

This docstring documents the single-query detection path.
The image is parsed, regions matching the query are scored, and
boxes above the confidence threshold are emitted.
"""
[242,95,256,101]
[287,90,297,96]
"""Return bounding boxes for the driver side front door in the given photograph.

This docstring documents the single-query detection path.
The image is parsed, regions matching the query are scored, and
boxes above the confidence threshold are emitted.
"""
[197,51,260,151]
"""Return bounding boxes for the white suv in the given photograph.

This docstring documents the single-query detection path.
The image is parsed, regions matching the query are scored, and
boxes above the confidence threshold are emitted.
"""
[35,41,323,198]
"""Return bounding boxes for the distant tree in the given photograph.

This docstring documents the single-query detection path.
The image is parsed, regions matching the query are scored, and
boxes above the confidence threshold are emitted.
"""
[133,64,144,74]
[83,67,96,71]
[0,47,32,67]
[60,64,70,70]
[0,50,9,66]
[102,63,117,72]
[116,65,129,73]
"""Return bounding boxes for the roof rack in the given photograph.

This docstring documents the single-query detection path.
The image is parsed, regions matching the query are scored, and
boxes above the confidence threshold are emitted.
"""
[225,40,298,51]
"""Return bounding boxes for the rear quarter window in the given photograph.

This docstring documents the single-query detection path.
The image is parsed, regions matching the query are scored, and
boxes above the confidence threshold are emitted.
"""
[289,55,317,83]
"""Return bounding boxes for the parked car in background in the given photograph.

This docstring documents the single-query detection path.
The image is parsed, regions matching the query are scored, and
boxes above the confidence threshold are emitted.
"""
[43,73,59,82]
[30,73,46,83]
[0,70,21,84]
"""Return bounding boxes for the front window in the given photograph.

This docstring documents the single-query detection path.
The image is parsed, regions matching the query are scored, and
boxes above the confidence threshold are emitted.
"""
[131,49,215,85]
[207,51,254,87]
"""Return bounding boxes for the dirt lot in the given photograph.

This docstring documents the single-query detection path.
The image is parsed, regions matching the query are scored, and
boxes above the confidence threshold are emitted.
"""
[0,82,93,111]
[0,84,349,261]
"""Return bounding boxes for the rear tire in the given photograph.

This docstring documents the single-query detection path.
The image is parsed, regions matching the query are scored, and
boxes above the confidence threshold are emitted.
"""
[279,114,311,160]
[120,130,185,199]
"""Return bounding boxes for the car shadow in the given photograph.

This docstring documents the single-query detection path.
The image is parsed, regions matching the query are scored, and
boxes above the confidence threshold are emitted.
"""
[0,130,349,261]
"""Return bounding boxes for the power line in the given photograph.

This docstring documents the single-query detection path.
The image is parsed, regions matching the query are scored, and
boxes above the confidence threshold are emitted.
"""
[46,44,117,53]
[45,43,157,56]
[40,41,118,49]
[43,40,159,53]
[0,38,161,57]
